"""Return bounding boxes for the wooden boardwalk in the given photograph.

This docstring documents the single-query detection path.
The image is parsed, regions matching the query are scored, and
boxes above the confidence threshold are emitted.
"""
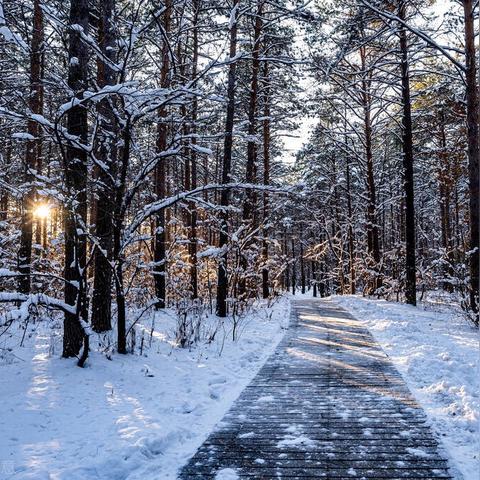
[179,299,452,479]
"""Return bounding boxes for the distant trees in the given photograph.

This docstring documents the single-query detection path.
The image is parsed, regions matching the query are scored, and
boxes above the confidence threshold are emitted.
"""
[296,0,478,322]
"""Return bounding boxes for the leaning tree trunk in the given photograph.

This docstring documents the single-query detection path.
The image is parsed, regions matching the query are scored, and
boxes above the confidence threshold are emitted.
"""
[91,0,117,332]
[153,0,172,309]
[463,0,479,318]
[216,0,239,317]
[399,2,416,306]
[63,0,89,358]
[18,0,43,294]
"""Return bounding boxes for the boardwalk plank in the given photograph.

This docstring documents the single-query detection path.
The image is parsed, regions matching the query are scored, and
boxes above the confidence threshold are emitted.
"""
[178,300,452,480]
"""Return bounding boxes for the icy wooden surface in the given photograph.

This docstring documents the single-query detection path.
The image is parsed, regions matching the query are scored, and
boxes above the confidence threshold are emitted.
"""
[179,299,452,479]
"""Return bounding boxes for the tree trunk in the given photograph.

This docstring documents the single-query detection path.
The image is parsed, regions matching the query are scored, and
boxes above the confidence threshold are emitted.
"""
[63,0,89,358]
[300,240,306,294]
[18,0,43,294]
[114,121,130,355]
[153,0,172,309]
[360,47,381,292]
[399,2,416,306]
[91,0,117,332]
[346,155,356,294]
[240,0,263,296]
[261,60,270,299]
[283,229,290,291]
[188,0,199,300]
[438,110,454,292]
[463,0,479,318]
[242,1,263,224]
[312,261,317,297]
[216,0,239,317]
[291,238,296,295]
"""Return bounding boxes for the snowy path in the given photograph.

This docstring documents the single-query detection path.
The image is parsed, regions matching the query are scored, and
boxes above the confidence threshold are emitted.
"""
[179,299,453,479]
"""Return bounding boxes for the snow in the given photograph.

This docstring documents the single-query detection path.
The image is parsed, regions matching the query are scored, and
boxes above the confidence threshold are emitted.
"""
[0,298,290,479]
[277,434,316,448]
[406,447,433,459]
[276,425,316,449]
[0,2,28,51]
[2,292,476,479]
[257,395,275,402]
[215,468,239,480]
[333,294,479,480]
[190,144,213,156]
[11,133,35,140]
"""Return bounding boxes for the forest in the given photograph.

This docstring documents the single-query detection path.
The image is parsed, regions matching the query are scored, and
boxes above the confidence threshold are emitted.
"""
[0,0,478,479]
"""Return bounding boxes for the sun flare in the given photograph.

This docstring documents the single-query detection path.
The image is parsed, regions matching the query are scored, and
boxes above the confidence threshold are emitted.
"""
[33,203,51,219]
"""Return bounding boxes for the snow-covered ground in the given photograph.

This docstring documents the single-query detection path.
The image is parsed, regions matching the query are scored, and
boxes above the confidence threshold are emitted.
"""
[333,295,479,480]
[2,292,477,480]
[0,298,290,480]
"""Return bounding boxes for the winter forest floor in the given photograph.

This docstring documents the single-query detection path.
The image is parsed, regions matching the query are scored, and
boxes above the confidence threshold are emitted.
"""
[0,294,478,480]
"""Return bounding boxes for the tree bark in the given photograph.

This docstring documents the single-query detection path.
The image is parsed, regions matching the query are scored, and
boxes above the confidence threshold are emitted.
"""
[188,0,199,300]
[242,1,263,224]
[463,0,479,317]
[300,240,306,294]
[153,0,172,309]
[399,2,416,306]
[114,121,130,354]
[216,0,239,317]
[63,0,89,358]
[360,47,381,292]
[346,155,356,294]
[291,238,296,295]
[239,0,263,296]
[261,60,270,299]
[91,0,117,332]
